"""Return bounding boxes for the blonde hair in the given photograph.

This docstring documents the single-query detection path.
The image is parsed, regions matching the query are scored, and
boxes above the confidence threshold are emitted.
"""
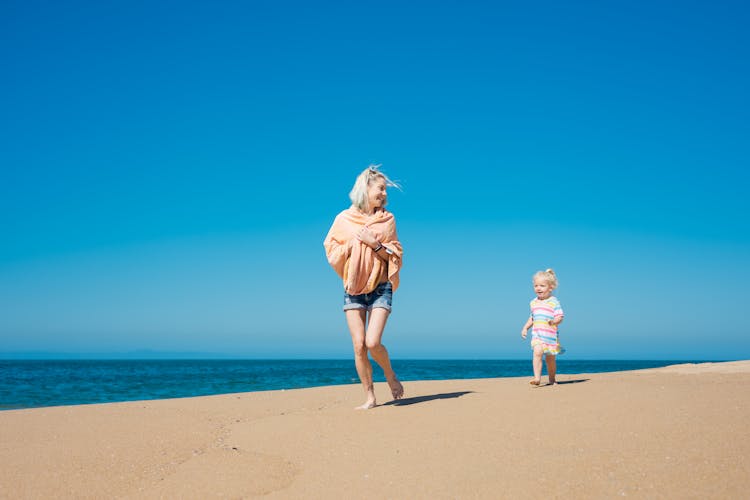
[533,268,558,290]
[348,164,400,212]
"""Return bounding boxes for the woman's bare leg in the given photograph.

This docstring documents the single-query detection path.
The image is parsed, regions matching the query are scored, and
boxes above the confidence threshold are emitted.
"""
[546,354,557,384]
[365,308,404,400]
[345,309,376,409]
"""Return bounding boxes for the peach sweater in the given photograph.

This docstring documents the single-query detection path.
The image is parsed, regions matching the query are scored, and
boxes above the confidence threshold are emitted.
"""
[323,207,403,295]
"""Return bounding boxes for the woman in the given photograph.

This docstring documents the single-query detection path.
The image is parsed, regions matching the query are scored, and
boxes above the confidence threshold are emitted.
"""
[324,165,405,409]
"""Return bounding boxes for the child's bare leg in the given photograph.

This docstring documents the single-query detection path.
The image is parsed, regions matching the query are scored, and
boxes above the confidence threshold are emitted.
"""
[531,345,544,384]
[546,354,557,384]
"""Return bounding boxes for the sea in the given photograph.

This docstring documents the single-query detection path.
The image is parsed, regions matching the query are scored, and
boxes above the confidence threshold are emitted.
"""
[0,359,706,411]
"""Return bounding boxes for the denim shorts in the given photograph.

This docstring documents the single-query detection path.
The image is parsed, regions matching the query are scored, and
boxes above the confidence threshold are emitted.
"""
[343,281,393,312]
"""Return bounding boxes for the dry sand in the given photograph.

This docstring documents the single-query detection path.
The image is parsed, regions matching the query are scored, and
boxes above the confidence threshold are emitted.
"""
[1,361,749,499]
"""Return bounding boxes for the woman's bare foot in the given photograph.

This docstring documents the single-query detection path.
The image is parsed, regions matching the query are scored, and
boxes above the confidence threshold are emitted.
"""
[387,377,404,400]
[529,379,541,386]
[355,399,376,410]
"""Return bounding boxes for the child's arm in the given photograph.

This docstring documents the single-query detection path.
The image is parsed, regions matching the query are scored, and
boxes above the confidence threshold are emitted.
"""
[521,316,532,338]
[549,301,565,327]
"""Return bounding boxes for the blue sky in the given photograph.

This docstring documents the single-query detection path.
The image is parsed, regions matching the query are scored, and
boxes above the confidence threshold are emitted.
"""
[2,1,749,359]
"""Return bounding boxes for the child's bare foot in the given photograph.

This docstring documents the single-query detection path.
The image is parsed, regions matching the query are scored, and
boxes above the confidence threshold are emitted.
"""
[387,377,404,400]
[355,398,376,410]
[529,379,541,386]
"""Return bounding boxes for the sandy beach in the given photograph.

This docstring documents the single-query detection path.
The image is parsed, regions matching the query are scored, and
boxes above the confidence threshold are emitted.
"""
[1,361,748,499]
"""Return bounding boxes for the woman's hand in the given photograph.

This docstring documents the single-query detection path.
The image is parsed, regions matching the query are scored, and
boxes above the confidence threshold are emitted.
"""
[356,227,380,248]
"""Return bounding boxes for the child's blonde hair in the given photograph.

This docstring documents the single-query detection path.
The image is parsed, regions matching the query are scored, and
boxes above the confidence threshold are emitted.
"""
[533,268,558,290]
[349,164,400,212]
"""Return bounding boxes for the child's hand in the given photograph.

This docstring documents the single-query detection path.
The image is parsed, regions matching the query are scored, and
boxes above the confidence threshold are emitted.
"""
[521,330,527,339]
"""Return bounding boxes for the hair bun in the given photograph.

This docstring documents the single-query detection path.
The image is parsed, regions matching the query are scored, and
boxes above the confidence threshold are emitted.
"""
[545,268,555,275]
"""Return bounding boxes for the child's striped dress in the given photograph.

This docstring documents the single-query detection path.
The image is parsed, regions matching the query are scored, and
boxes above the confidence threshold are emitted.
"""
[530,296,565,355]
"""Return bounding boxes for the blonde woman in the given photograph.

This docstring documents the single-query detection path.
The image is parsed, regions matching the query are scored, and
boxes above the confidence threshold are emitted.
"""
[324,165,405,409]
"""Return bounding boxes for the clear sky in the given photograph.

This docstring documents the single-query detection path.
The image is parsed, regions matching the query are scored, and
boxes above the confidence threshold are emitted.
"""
[2,1,749,360]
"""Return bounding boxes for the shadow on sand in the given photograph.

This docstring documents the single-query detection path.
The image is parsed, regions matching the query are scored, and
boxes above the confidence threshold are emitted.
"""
[552,378,589,386]
[381,391,474,407]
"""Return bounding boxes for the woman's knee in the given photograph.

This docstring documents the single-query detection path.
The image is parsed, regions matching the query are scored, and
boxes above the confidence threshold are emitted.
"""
[352,342,368,358]
[365,338,383,351]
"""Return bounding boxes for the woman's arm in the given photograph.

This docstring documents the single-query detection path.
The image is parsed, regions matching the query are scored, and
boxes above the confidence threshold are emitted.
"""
[356,227,379,248]
[323,216,355,277]
[357,227,393,260]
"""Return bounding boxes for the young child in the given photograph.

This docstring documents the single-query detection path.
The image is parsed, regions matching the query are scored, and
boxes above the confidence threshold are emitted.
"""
[520,269,565,386]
